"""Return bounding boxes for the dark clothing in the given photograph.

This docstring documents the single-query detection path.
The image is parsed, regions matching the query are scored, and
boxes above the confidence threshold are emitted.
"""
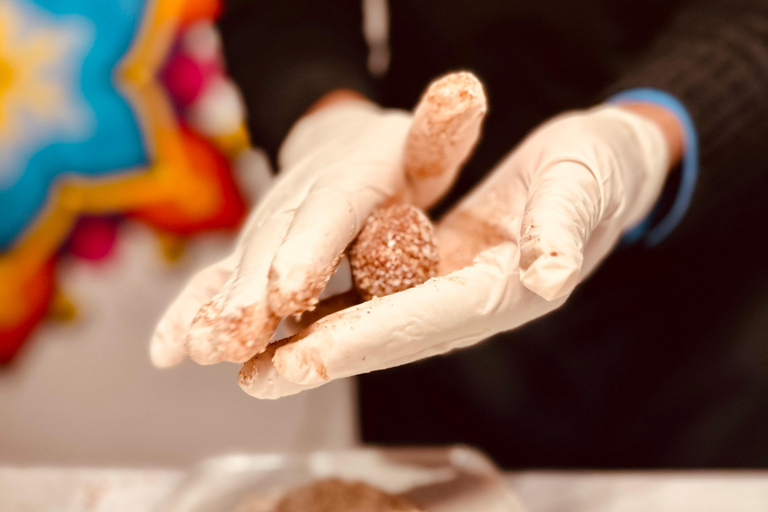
[220,0,768,468]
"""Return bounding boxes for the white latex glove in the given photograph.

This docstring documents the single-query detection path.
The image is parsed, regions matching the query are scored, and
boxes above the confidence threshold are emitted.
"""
[239,104,672,399]
[150,72,487,368]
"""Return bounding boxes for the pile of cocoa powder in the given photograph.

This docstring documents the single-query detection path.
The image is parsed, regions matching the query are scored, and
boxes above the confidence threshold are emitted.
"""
[232,479,421,512]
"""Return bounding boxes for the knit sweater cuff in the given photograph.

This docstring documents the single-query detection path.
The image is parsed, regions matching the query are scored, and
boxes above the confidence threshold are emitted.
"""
[606,29,768,161]
[603,1,768,244]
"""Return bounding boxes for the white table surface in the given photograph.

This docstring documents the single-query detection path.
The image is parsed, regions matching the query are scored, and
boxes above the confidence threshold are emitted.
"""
[1,467,767,512]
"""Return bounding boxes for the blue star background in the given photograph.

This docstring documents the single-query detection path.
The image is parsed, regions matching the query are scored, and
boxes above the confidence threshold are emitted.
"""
[1,0,152,250]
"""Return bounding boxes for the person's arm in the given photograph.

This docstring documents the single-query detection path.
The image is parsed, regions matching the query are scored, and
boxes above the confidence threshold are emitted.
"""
[226,0,768,396]
[604,0,768,245]
[621,103,684,167]
[218,0,376,159]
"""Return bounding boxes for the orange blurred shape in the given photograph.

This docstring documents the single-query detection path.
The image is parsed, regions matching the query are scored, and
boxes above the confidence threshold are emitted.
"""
[180,0,221,25]
[0,260,55,364]
[130,127,246,235]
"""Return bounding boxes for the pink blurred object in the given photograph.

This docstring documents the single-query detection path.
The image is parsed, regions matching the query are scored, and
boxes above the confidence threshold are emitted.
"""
[161,54,208,106]
[67,217,119,261]
[161,21,224,107]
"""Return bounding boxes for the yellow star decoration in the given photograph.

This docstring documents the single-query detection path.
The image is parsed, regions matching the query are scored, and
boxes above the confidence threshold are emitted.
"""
[0,0,94,188]
[0,2,68,143]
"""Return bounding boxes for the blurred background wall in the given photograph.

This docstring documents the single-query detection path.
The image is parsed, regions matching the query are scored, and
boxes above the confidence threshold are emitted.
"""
[0,0,362,466]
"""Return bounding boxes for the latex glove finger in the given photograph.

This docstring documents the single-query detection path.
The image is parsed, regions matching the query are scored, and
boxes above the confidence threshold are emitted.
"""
[271,244,564,388]
[186,210,294,364]
[518,161,603,301]
[239,330,451,400]
[150,257,234,368]
[404,71,487,209]
[238,340,326,399]
[516,106,671,300]
[238,291,358,399]
[266,111,411,316]
[238,253,517,399]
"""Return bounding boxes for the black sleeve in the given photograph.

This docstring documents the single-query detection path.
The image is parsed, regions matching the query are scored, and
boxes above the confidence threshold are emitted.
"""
[218,0,376,160]
[605,0,768,244]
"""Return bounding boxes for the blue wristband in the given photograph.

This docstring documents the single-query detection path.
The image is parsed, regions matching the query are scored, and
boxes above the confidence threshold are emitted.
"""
[608,88,699,247]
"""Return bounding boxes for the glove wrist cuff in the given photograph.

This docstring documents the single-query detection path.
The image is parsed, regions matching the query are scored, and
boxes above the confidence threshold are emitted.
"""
[609,89,699,246]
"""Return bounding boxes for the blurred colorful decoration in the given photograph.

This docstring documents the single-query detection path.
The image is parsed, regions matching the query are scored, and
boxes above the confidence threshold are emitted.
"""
[0,0,251,362]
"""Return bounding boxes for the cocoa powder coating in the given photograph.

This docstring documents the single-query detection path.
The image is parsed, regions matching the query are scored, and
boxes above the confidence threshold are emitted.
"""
[349,204,439,300]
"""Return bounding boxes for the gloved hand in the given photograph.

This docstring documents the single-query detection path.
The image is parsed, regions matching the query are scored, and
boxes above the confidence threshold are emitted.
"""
[150,72,487,368]
[239,104,675,399]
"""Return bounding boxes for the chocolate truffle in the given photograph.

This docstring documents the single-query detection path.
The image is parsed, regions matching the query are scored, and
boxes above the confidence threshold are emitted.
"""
[349,204,439,300]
